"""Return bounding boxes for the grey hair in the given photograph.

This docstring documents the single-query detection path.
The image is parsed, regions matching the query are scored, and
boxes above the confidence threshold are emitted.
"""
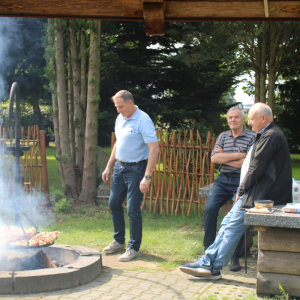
[111,90,134,103]
[249,103,273,120]
[226,106,245,119]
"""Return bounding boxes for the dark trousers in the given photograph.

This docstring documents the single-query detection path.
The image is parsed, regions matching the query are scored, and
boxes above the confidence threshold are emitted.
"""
[203,173,244,258]
[108,160,147,251]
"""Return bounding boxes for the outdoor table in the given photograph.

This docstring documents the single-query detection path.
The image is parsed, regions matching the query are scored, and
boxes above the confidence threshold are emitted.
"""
[244,205,300,298]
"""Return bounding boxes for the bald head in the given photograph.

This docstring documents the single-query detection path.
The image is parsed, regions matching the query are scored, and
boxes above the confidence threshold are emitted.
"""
[249,103,273,122]
[248,103,273,133]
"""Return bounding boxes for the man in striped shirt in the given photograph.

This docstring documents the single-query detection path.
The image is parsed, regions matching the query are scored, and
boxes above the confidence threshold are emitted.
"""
[204,106,256,271]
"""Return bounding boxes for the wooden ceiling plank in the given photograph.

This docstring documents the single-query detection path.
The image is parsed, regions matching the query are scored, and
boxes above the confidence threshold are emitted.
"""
[143,1,165,35]
[0,0,143,18]
[269,1,300,17]
[0,0,300,20]
[164,1,300,18]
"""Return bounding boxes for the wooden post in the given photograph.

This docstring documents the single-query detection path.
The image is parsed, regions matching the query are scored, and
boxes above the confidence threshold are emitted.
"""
[39,131,49,202]
[210,137,216,184]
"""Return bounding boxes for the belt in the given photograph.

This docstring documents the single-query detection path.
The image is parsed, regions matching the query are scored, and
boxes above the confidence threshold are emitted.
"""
[223,172,240,178]
[118,159,147,166]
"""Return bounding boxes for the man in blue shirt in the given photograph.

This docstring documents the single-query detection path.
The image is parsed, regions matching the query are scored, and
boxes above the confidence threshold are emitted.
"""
[102,90,160,262]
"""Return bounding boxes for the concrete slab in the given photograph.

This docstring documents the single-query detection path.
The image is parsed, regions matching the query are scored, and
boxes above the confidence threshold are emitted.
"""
[44,245,80,263]
[0,271,13,294]
[65,245,101,256]
[12,245,102,294]
[13,267,79,294]
[65,255,102,285]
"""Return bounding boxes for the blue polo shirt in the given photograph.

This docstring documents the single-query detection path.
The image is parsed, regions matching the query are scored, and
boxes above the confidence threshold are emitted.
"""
[115,106,158,162]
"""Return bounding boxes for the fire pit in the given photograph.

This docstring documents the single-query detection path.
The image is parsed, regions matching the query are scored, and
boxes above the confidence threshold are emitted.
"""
[0,244,102,294]
[0,83,102,294]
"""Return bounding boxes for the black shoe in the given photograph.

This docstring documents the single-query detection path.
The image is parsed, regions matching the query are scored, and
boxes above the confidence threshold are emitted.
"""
[230,257,241,272]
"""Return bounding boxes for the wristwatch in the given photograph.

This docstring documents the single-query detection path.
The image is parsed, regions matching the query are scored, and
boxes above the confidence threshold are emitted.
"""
[145,175,151,180]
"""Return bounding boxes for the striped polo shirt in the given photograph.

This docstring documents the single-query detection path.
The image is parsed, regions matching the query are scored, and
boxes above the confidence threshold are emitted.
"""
[211,128,256,174]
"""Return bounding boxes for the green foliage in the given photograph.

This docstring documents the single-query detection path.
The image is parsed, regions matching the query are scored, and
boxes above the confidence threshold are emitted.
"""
[54,198,73,214]
[98,21,243,145]
[278,284,289,300]
[93,95,101,104]
[1,18,49,106]
[49,187,65,202]
[0,99,53,143]
[276,78,300,153]
[56,155,66,163]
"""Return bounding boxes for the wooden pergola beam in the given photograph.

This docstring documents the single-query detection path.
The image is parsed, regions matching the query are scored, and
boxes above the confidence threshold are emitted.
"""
[1,0,300,35]
[143,0,165,35]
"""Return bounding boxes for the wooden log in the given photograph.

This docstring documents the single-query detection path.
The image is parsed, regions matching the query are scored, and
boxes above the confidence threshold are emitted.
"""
[258,250,300,275]
[259,227,300,252]
[257,271,300,297]
[36,250,57,268]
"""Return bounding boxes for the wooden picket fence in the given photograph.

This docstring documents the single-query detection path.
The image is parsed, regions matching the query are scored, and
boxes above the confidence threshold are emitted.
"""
[0,125,49,205]
[111,128,215,216]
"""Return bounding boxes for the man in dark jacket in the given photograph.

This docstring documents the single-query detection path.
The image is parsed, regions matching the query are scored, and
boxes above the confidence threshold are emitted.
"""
[179,103,292,280]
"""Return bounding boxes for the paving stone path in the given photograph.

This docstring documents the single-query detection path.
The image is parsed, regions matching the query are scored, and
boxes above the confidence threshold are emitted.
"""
[0,257,265,300]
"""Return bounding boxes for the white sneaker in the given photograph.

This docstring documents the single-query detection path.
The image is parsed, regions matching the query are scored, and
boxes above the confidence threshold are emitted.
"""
[118,248,140,262]
[102,240,125,254]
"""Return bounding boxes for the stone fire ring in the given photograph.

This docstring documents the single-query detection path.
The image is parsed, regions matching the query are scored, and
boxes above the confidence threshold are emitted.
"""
[0,244,102,294]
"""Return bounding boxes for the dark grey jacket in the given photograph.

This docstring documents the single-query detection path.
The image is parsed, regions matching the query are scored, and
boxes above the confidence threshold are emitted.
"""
[237,122,292,209]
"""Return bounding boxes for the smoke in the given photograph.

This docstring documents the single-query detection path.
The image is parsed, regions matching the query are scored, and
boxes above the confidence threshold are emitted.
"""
[0,17,21,101]
[0,19,55,268]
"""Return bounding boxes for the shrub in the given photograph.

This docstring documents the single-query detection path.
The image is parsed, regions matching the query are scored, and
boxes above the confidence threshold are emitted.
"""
[49,188,65,202]
[54,198,72,213]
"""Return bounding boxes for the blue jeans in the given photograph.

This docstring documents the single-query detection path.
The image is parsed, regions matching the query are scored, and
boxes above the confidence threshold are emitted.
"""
[198,197,249,273]
[108,160,147,251]
[204,173,243,258]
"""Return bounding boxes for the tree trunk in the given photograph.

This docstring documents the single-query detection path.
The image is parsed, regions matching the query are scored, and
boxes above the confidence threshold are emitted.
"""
[211,113,222,136]
[46,19,65,187]
[79,20,101,203]
[67,47,75,164]
[54,18,78,199]
[268,23,277,111]
[70,20,85,175]
[260,23,267,103]
[254,26,261,103]
[254,70,260,103]
[80,28,87,113]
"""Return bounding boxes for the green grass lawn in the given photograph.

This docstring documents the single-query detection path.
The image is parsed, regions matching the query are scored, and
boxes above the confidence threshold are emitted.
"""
[291,154,300,180]
[46,143,64,193]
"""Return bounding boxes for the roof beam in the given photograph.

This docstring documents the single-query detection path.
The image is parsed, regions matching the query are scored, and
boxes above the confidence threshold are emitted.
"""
[143,0,165,36]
